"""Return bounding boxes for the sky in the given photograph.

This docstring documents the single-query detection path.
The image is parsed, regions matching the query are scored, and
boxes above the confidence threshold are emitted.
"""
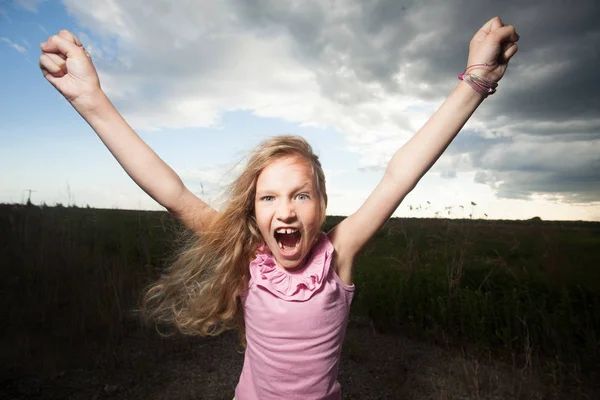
[1,0,599,221]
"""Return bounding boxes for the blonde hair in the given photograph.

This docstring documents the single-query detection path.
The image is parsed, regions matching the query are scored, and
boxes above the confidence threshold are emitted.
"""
[142,135,327,338]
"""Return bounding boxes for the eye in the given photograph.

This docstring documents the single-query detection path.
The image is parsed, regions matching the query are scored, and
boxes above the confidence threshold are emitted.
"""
[296,193,310,201]
[261,195,275,202]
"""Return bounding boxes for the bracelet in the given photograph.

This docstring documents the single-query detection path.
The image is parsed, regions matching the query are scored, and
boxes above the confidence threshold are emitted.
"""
[458,63,498,98]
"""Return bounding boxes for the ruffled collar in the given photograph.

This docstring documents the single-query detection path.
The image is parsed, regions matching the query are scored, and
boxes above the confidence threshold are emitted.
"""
[249,232,333,301]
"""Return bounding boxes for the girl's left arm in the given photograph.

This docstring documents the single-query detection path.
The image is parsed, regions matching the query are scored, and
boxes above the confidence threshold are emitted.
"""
[330,17,519,282]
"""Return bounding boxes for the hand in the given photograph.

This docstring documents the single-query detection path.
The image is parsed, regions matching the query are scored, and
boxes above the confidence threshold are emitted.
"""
[466,17,520,83]
[39,30,103,109]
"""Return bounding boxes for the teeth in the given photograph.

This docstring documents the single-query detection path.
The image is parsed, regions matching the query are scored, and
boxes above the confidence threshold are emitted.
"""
[276,228,299,234]
[278,241,283,249]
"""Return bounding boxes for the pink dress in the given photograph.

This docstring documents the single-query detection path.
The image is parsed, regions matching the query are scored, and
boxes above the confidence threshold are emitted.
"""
[235,233,355,400]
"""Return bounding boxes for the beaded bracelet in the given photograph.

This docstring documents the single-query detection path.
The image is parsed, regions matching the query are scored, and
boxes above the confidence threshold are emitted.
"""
[458,63,498,98]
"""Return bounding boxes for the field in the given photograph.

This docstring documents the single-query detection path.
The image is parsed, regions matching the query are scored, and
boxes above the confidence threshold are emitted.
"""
[1,204,599,399]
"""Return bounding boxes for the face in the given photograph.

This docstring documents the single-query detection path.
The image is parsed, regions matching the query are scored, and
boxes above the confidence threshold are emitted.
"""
[254,156,321,270]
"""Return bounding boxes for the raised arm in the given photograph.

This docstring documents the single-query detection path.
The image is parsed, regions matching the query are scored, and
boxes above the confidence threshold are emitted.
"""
[330,17,519,280]
[39,30,217,232]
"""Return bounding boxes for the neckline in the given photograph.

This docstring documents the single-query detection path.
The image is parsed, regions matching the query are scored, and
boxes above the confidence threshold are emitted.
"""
[249,232,334,301]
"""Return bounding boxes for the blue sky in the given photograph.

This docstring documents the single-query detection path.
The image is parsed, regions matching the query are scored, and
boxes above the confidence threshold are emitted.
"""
[1,0,599,221]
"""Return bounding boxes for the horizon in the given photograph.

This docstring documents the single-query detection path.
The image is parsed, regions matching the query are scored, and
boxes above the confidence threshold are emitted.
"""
[4,202,599,224]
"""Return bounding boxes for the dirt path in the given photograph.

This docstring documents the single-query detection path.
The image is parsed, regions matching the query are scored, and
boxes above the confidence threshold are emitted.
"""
[1,322,590,400]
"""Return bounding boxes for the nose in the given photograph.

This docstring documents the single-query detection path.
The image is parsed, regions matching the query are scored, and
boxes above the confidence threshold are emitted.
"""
[276,199,297,221]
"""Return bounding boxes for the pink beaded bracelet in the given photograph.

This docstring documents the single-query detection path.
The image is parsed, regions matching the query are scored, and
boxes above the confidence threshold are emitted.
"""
[458,63,498,98]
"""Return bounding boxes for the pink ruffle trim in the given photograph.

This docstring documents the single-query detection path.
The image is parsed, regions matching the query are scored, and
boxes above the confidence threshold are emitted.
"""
[249,232,333,301]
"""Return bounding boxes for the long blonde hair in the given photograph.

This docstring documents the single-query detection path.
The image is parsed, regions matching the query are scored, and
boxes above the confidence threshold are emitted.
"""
[142,135,327,337]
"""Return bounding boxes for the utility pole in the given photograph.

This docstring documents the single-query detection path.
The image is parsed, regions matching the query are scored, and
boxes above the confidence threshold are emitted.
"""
[24,189,36,205]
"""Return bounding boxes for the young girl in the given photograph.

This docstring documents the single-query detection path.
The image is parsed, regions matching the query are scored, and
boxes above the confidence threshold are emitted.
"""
[39,16,519,399]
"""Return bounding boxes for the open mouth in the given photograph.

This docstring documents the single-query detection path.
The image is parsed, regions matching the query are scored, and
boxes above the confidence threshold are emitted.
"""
[274,228,302,254]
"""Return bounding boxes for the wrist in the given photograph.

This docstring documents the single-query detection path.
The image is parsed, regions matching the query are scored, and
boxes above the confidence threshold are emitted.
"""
[70,88,110,117]
[463,63,497,81]
[465,68,494,81]
[458,64,498,99]
[456,80,486,104]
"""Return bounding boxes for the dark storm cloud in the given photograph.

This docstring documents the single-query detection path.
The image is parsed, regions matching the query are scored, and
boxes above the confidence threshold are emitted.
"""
[451,130,600,203]
[231,0,600,204]
[232,0,420,100]
[232,0,600,116]
[477,168,600,203]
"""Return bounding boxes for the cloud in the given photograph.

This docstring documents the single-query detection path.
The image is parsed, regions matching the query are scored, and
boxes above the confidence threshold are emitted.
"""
[0,7,11,23]
[450,130,600,202]
[12,0,47,13]
[1,37,27,54]
[61,0,600,205]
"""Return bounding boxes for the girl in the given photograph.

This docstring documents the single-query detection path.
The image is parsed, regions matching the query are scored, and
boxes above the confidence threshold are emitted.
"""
[39,16,519,399]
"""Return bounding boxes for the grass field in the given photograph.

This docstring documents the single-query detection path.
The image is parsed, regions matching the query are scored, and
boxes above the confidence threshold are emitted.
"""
[1,204,599,398]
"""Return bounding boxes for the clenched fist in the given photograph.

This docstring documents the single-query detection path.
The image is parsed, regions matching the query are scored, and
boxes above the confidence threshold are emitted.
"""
[40,30,103,111]
[466,16,520,83]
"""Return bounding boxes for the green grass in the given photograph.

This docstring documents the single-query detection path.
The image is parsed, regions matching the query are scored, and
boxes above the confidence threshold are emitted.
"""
[2,204,599,381]
[338,217,600,375]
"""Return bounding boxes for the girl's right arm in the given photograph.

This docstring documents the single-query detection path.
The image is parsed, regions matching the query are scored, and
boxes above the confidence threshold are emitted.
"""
[39,30,217,232]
